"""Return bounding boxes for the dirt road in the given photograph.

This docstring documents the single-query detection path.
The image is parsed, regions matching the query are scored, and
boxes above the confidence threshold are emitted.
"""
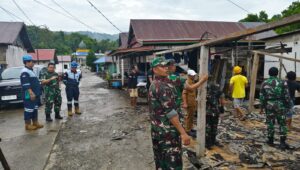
[45,70,155,170]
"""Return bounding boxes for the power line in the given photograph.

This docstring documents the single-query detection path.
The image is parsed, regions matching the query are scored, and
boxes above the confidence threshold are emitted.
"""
[51,0,95,31]
[11,0,35,25]
[0,6,16,21]
[33,0,78,22]
[0,5,25,22]
[226,0,252,14]
[86,0,122,32]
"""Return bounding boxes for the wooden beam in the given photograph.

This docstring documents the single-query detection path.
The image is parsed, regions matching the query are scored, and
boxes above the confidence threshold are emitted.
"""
[121,59,124,86]
[155,13,300,55]
[248,52,260,112]
[196,46,209,158]
[279,58,283,79]
[252,50,300,63]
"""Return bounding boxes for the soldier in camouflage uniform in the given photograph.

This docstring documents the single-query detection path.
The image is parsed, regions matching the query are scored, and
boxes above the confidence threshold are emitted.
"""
[206,82,225,149]
[149,57,191,170]
[260,67,293,150]
[167,59,185,115]
[41,63,63,121]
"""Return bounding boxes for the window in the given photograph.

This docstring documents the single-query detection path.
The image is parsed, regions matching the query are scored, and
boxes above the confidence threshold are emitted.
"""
[64,64,68,69]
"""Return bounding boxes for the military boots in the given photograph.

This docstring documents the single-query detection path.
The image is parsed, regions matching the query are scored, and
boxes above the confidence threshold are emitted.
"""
[25,121,38,130]
[279,136,291,150]
[75,106,81,115]
[68,108,73,116]
[55,112,63,119]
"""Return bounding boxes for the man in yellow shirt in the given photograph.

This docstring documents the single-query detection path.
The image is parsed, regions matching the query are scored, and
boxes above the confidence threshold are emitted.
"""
[230,66,248,120]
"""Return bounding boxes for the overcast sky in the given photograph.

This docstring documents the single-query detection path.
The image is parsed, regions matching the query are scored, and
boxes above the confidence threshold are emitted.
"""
[0,0,297,34]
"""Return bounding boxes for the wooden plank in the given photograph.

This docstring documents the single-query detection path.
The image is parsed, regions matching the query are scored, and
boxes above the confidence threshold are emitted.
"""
[252,50,300,63]
[248,52,260,112]
[196,46,209,158]
[279,58,283,79]
[121,59,124,86]
[155,13,300,55]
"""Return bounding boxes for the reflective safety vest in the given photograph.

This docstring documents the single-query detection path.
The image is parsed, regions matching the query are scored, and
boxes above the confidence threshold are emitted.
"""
[20,67,41,98]
[63,70,82,87]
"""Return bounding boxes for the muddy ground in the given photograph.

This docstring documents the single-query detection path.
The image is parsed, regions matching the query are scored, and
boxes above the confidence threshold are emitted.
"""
[33,69,300,170]
[44,71,155,170]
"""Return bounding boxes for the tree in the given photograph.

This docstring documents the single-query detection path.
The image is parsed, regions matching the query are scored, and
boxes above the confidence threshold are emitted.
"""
[258,11,268,22]
[239,14,260,22]
[27,26,118,55]
[86,50,97,72]
[276,1,300,34]
[239,11,268,22]
[239,1,300,34]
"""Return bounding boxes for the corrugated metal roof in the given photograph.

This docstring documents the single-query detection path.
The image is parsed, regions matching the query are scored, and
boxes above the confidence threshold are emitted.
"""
[260,29,300,40]
[94,56,112,64]
[129,19,277,44]
[0,22,33,51]
[119,32,128,49]
[241,22,277,40]
[109,46,155,56]
[29,49,56,61]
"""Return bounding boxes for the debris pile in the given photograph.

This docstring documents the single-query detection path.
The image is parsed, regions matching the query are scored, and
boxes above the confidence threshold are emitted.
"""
[187,109,300,169]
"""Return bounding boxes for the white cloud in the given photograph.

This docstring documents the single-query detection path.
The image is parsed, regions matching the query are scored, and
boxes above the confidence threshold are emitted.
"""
[0,0,297,34]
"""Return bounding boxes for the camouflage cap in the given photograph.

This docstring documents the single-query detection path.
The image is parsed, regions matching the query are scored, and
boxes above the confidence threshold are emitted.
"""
[151,57,169,68]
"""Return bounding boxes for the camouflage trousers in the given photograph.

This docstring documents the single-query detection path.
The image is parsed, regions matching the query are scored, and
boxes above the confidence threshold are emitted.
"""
[151,130,182,170]
[265,109,287,138]
[206,114,219,142]
[45,87,62,114]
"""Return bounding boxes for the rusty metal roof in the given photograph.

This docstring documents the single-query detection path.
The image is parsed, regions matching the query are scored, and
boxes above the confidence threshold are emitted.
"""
[118,32,128,49]
[129,19,276,44]
[0,22,33,52]
[241,22,277,40]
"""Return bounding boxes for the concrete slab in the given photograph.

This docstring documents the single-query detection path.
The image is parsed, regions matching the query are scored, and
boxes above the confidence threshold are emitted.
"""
[0,81,68,170]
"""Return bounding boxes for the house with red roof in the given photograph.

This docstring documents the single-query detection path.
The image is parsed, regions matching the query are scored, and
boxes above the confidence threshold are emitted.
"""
[29,49,56,66]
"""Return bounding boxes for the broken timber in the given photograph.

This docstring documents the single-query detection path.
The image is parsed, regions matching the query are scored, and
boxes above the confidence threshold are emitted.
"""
[153,13,300,158]
[248,52,260,112]
[248,50,300,112]
[196,46,209,157]
[155,13,300,55]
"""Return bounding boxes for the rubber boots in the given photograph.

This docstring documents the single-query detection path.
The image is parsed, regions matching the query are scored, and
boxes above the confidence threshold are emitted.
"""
[68,108,73,116]
[46,114,53,122]
[32,120,44,129]
[55,112,63,119]
[279,136,291,150]
[211,135,223,147]
[75,106,81,115]
[267,137,274,146]
[25,121,38,131]
[205,136,212,150]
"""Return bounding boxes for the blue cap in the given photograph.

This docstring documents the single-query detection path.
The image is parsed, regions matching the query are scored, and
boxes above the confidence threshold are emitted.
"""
[22,55,33,62]
[71,61,78,68]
